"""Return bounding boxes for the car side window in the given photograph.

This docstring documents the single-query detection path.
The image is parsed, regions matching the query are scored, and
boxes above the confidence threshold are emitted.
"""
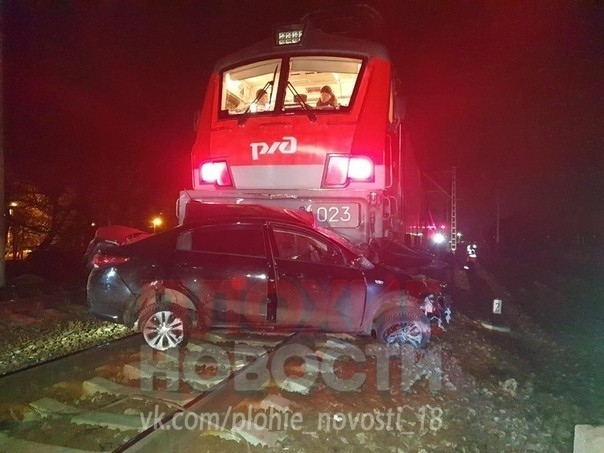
[273,228,345,266]
[177,225,265,257]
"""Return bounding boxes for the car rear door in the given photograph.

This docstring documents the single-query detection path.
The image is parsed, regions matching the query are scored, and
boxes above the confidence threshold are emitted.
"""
[174,224,272,327]
[269,224,367,332]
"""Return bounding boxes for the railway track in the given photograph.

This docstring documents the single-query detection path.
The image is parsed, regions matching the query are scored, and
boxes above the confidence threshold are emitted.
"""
[0,328,307,451]
[0,296,452,452]
[0,295,136,377]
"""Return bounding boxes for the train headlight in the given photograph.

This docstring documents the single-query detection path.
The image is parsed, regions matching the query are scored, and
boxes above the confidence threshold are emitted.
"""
[348,156,374,180]
[322,155,374,187]
[200,160,233,187]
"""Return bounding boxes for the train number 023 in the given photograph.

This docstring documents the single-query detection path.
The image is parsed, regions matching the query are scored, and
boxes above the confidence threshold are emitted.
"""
[315,206,351,223]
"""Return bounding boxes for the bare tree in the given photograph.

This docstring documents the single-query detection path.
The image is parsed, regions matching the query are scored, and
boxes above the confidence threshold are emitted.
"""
[6,181,83,258]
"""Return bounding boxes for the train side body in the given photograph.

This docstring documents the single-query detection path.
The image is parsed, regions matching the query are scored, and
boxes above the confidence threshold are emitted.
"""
[180,28,427,248]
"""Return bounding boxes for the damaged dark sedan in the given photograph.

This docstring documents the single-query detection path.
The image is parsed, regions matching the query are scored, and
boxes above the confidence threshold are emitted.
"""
[87,203,448,351]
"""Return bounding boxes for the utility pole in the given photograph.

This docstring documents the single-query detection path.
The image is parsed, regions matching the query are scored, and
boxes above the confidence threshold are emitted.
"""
[423,168,458,252]
[450,166,457,252]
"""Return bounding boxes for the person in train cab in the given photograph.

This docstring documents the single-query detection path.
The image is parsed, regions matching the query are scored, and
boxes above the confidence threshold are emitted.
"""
[253,89,270,112]
[316,85,339,109]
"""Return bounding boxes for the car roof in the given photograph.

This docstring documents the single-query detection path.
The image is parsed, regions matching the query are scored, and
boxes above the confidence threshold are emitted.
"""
[183,202,316,228]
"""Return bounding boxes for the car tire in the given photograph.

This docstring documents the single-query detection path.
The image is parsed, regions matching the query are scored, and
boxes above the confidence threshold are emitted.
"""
[375,307,431,348]
[139,303,191,351]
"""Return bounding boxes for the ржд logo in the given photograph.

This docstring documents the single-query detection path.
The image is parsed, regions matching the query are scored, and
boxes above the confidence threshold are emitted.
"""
[250,136,297,160]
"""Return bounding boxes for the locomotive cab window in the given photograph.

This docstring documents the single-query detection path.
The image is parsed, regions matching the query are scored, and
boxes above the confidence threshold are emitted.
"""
[221,59,281,115]
[284,56,362,111]
[220,56,362,116]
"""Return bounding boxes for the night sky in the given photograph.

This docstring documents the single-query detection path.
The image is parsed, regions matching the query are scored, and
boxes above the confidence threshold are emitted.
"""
[4,1,603,242]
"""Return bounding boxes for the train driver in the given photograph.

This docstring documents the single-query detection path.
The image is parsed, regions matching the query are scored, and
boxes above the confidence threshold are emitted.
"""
[316,85,339,109]
[251,89,270,112]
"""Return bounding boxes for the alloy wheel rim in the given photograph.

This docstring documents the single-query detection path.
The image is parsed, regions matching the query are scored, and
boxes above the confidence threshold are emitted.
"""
[143,310,185,351]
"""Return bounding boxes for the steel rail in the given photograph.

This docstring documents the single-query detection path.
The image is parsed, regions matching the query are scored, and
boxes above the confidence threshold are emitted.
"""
[0,329,302,451]
[115,331,300,452]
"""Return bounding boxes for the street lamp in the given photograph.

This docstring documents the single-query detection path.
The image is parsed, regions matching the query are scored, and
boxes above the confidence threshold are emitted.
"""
[151,216,163,233]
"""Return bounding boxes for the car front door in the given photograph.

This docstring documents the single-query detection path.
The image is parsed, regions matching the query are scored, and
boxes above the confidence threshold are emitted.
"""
[269,224,366,332]
[174,224,272,328]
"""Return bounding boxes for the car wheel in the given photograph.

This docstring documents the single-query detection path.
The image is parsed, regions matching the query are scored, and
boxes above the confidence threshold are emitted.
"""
[375,308,431,348]
[139,304,191,351]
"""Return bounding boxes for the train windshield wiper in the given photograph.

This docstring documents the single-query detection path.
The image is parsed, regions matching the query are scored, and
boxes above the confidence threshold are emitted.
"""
[287,81,317,123]
[238,66,279,126]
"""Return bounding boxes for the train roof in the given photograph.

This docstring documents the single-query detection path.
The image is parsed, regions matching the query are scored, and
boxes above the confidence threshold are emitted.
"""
[214,28,390,72]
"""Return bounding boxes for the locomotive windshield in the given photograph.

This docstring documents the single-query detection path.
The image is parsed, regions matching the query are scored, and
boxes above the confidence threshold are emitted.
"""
[220,56,363,115]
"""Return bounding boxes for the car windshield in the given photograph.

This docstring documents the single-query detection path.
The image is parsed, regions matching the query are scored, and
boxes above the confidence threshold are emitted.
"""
[220,56,363,115]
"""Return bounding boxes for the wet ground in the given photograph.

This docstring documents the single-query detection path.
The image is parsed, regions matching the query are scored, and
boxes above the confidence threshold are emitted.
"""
[482,246,604,427]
